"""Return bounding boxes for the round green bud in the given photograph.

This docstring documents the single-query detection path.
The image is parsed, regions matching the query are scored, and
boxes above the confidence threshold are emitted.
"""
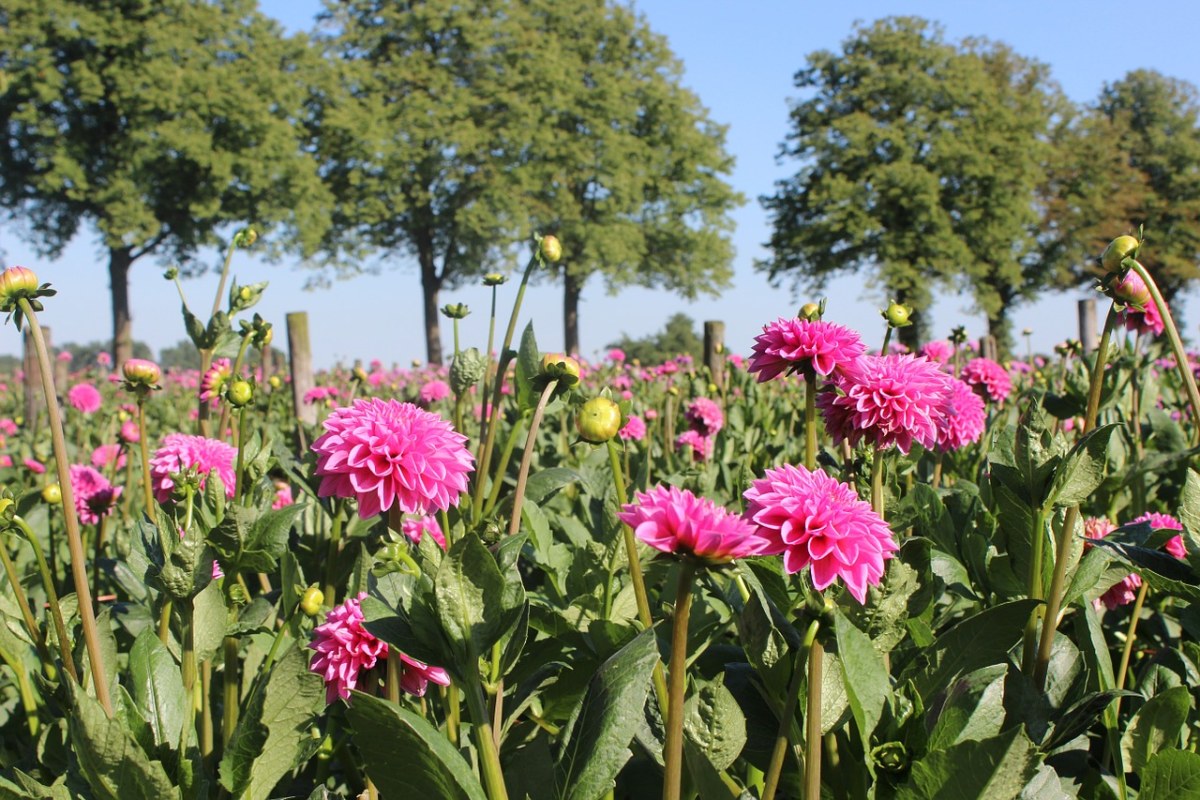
[122,358,162,387]
[576,397,622,444]
[483,272,508,287]
[227,380,253,408]
[300,586,325,617]
[540,235,563,263]
[0,266,38,305]
[541,353,581,385]
[41,484,62,505]
[799,302,822,321]
[882,300,912,328]
[1102,235,1140,272]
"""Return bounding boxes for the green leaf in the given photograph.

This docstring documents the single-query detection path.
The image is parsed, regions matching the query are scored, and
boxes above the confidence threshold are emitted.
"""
[896,727,1041,800]
[514,322,541,413]
[1088,538,1200,602]
[524,468,584,505]
[1121,686,1192,774]
[208,504,302,574]
[68,685,177,800]
[1042,690,1138,753]
[556,629,659,800]
[904,599,1039,700]
[835,610,889,769]
[217,644,325,800]
[346,693,487,800]
[1177,469,1200,576]
[683,678,746,772]
[192,582,228,665]
[1140,749,1200,800]
[1046,423,1119,509]
[435,533,525,669]
[128,631,186,753]
[926,665,1007,751]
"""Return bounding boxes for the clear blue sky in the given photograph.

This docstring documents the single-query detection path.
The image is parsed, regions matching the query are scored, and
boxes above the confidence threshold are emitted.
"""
[4,1,1199,367]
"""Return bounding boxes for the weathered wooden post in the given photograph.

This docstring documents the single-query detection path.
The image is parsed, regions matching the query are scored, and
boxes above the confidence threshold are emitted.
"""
[703,321,725,389]
[979,335,998,362]
[23,326,47,425]
[287,312,317,428]
[1078,298,1098,353]
[53,346,68,392]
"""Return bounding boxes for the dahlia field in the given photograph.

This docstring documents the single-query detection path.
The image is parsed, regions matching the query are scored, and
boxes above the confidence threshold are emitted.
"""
[0,234,1199,799]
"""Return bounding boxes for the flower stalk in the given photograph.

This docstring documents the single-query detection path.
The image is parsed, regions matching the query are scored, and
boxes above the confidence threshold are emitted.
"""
[662,561,697,800]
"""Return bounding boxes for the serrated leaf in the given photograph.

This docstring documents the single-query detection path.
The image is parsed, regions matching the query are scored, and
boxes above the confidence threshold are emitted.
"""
[1046,423,1119,509]
[68,685,177,800]
[347,693,487,800]
[436,534,525,670]
[208,505,302,574]
[524,468,583,505]
[835,610,889,771]
[556,629,659,800]
[896,727,1041,800]
[514,322,541,413]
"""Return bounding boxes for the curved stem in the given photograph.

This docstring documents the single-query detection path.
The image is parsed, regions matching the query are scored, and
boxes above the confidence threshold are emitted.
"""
[0,533,54,671]
[484,419,525,517]
[507,381,557,536]
[662,562,697,800]
[1021,507,1048,675]
[1116,582,1150,691]
[762,619,820,800]
[12,517,78,684]
[18,299,112,715]
[1129,261,1200,445]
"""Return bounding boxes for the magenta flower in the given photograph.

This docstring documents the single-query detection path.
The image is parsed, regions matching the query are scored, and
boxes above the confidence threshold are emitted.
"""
[960,358,1013,404]
[119,421,141,443]
[272,481,294,510]
[617,485,769,566]
[0,419,16,436]
[23,458,45,474]
[67,383,103,414]
[931,378,986,452]
[684,397,724,437]
[200,359,232,406]
[618,414,646,442]
[675,429,714,461]
[818,354,951,453]
[748,318,866,381]
[312,399,474,519]
[401,514,446,550]
[419,379,451,404]
[69,464,121,525]
[91,443,126,470]
[607,348,626,363]
[150,433,237,503]
[1084,517,1141,610]
[920,340,954,364]
[1120,299,1165,337]
[1131,512,1186,559]
[743,464,898,603]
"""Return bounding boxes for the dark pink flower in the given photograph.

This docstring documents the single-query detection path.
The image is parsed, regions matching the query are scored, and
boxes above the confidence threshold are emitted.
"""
[743,464,897,603]
[91,443,126,470]
[200,359,232,406]
[931,378,986,452]
[119,421,141,443]
[1120,299,1165,337]
[607,348,626,363]
[684,397,724,436]
[619,415,646,442]
[150,433,237,503]
[401,514,446,549]
[961,358,1013,404]
[920,340,954,364]
[67,383,103,414]
[312,399,474,519]
[818,354,950,454]
[23,457,45,474]
[1084,517,1142,610]
[0,418,17,436]
[675,429,714,461]
[748,318,866,381]
[617,485,769,565]
[69,464,121,525]
[272,481,294,510]
[1131,512,1186,559]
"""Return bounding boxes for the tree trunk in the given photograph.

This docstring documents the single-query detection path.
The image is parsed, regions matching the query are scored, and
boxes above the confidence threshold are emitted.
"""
[986,312,1013,359]
[563,271,582,356]
[419,247,444,366]
[109,247,134,367]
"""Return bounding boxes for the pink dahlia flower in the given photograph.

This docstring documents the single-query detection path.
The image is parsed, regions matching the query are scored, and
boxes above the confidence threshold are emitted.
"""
[743,464,897,604]
[419,379,452,404]
[272,481,294,510]
[69,464,121,525]
[150,433,237,503]
[675,429,714,461]
[684,397,724,436]
[91,443,126,470]
[607,348,626,363]
[401,514,446,550]
[1120,299,1165,337]
[961,358,1013,404]
[119,421,141,443]
[309,592,449,704]
[931,378,986,452]
[67,382,103,414]
[200,358,232,405]
[617,485,768,566]
[748,318,866,381]
[618,415,646,442]
[23,458,45,474]
[0,418,17,436]
[920,340,954,364]
[1083,517,1142,610]
[312,399,474,519]
[1130,512,1186,559]
[818,354,950,453]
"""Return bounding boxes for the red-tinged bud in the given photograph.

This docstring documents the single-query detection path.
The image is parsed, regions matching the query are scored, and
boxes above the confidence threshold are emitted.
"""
[0,267,38,304]
[122,358,162,387]
[1106,269,1152,307]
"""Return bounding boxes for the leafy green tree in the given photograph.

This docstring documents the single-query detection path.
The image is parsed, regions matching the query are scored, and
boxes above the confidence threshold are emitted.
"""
[520,0,741,355]
[0,0,330,365]
[606,312,701,366]
[761,18,1060,349]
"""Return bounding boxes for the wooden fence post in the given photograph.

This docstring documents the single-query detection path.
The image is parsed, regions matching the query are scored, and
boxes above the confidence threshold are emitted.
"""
[1078,298,1098,353]
[979,335,998,362]
[287,312,317,428]
[703,321,725,389]
[23,326,47,425]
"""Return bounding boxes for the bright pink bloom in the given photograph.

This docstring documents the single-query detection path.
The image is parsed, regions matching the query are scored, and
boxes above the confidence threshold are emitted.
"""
[818,354,950,454]
[150,433,237,503]
[67,383,103,414]
[961,358,1013,404]
[0,418,16,436]
[931,378,986,452]
[303,386,340,405]
[619,415,646,442]
[272,481,294,510]
[23,458,45,474]
[91,443,126,470]
[607,348,626,363]
[200,359,232,405]
[1084,517,1141,610]
[920,340,954,364]
[312,399,474,519]
[69,464,121,525]
[401,514,446,549]
[1130,512,1186,559]
[1120,298,1165,337]
[617,485,769,565]
[119,421,141,443]
[748,318,866,381]
[684,397,724,437]
[743,464,897,604]
[96,352,112,368]
[419,379,451,404]
[0,455,11,469]
[675,429,714,461]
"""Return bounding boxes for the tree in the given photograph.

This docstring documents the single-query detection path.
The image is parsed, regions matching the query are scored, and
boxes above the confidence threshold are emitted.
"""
[607,312,702,366]
[760,18,1059,349]
[0,0,330,364]
[520,0,741,355]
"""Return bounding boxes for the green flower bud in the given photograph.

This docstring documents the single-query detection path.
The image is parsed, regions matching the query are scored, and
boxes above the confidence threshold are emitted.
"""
[122,358,162,388]
[541,353,581,386]
[540,235,563,263]
[450,347,487,395]
[799,302,823,321]
[882,300,913,328]
[227,380,254,408]
[233,227,258,248]
[41,484,62,505]
[483,273,508,287]
[577,396,622,444]
[1101,234,1139,272]
[0,266,38,303]
[441,303,470,320]
[300,586,325,617]
[228,280,267,314]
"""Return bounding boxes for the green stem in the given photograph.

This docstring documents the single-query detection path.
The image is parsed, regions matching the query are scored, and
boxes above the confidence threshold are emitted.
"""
[137,399,154,515]
[12,517,78,684]
[762,619,820,800]
[463,655,510,800]
[18,299,112,716]
[804,638,824,800]
[0,533,54,673]
[507,381,557,537]
[1115,582,1149,691]
[234,408,249,503]
[216,335,254,442]
[0,640,38,736]
[880,327,893,357]
[484,420,525,517]
[662,562,698,800]
[1021,508,1048,675]
[209,239,239,321]
[804,372,817,471]
[179,600,197,755]
[870,450,885,518]
[323,506,345,605]
[1033,306,1117,691]
[1129,261,1200,445]
[222,632,239,748]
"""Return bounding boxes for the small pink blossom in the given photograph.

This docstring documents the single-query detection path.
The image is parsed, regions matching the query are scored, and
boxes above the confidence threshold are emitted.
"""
[401,514,446,549]
[618,415,646,442]
[1131,512,1186,559]
[684,397,724,437]
[150,434,237,503]
[920,340,954,364]
[68,464,121,525]
[419,379,451,404]
[960,358,1013,404]
[272,481,294,510]
[91,443,126,470]
[931,378,986,452]
[67,383,103,414]
[23,458,45,474]
[675,429,714,461]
